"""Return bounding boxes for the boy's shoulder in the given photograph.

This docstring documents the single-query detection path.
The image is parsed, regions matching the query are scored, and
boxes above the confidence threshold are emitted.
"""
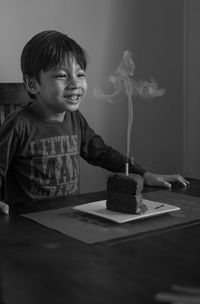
[4,102,33,123]
[1,102,37,132]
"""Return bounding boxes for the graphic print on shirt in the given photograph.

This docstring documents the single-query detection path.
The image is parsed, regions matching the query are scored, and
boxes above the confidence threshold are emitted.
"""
[30,135,79,197]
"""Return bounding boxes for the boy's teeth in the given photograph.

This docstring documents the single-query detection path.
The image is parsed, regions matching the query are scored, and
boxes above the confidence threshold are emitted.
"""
[67,95,78,100]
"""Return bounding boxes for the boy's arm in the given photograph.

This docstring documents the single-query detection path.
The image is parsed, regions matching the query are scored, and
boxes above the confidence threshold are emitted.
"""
[79,112,146,175]
[79,113,188,188]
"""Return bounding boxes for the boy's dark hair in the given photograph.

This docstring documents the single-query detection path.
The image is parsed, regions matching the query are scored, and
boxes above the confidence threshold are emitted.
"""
[21,30,88,98]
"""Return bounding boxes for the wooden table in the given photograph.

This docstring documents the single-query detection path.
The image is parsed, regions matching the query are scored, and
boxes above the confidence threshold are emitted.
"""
[0,178,200,304]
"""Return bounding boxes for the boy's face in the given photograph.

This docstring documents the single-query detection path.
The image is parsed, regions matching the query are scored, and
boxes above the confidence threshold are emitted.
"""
[34,55,87,114]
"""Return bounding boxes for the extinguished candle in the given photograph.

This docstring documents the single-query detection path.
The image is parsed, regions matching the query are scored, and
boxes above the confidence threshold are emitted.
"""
[125,161,129,176]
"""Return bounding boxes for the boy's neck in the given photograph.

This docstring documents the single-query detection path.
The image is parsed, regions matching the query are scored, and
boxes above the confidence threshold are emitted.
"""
[46,112,66,122]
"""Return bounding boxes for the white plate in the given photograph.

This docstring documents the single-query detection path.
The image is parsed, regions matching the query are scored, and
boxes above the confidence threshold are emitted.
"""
[73,199,180,223]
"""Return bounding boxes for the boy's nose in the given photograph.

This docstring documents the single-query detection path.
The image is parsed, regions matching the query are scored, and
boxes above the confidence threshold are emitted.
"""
[68,76,79,88]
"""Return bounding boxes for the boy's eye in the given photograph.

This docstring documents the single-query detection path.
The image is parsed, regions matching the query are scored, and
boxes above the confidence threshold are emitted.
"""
[55,74,67,78]
[77,72,86,78]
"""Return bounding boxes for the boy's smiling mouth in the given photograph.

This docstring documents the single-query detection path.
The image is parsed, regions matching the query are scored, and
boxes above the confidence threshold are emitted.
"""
[65,94,81,101]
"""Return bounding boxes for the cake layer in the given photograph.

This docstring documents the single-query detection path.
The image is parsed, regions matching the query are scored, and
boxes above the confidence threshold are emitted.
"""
[106,173,144,195]
[106,192,144,214]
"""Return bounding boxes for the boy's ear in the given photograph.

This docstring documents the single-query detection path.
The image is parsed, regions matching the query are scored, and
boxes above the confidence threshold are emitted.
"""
[23,75,39,96]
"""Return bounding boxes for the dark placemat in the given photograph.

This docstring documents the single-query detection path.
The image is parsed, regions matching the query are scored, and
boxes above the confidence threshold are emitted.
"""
[21,190,200,244]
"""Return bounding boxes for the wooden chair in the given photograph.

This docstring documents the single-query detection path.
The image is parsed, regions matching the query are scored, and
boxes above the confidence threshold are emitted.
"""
[0,83,31,126]
[0,83,31,202]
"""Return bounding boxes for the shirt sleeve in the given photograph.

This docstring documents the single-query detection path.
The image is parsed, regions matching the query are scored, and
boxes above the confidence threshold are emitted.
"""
[79,112,147,176]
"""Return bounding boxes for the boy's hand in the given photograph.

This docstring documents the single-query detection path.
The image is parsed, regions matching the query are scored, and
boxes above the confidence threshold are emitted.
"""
[0,201,9,215]
[143,172,189,189]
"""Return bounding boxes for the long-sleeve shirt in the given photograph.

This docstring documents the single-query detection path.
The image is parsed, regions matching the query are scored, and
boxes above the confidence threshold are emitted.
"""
[0,103,146,205]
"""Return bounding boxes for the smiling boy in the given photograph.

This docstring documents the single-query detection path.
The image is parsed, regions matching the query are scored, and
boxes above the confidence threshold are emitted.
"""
[0,30,188,214]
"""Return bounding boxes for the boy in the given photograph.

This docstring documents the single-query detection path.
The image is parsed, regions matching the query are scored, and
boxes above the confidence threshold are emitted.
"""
[0,30,188,214]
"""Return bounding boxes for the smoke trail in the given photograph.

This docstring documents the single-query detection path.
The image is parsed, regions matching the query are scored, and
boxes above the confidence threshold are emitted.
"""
[94,50,165,170]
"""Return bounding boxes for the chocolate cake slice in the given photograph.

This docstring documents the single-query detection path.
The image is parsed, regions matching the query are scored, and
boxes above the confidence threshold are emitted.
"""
[106,173,147,214]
